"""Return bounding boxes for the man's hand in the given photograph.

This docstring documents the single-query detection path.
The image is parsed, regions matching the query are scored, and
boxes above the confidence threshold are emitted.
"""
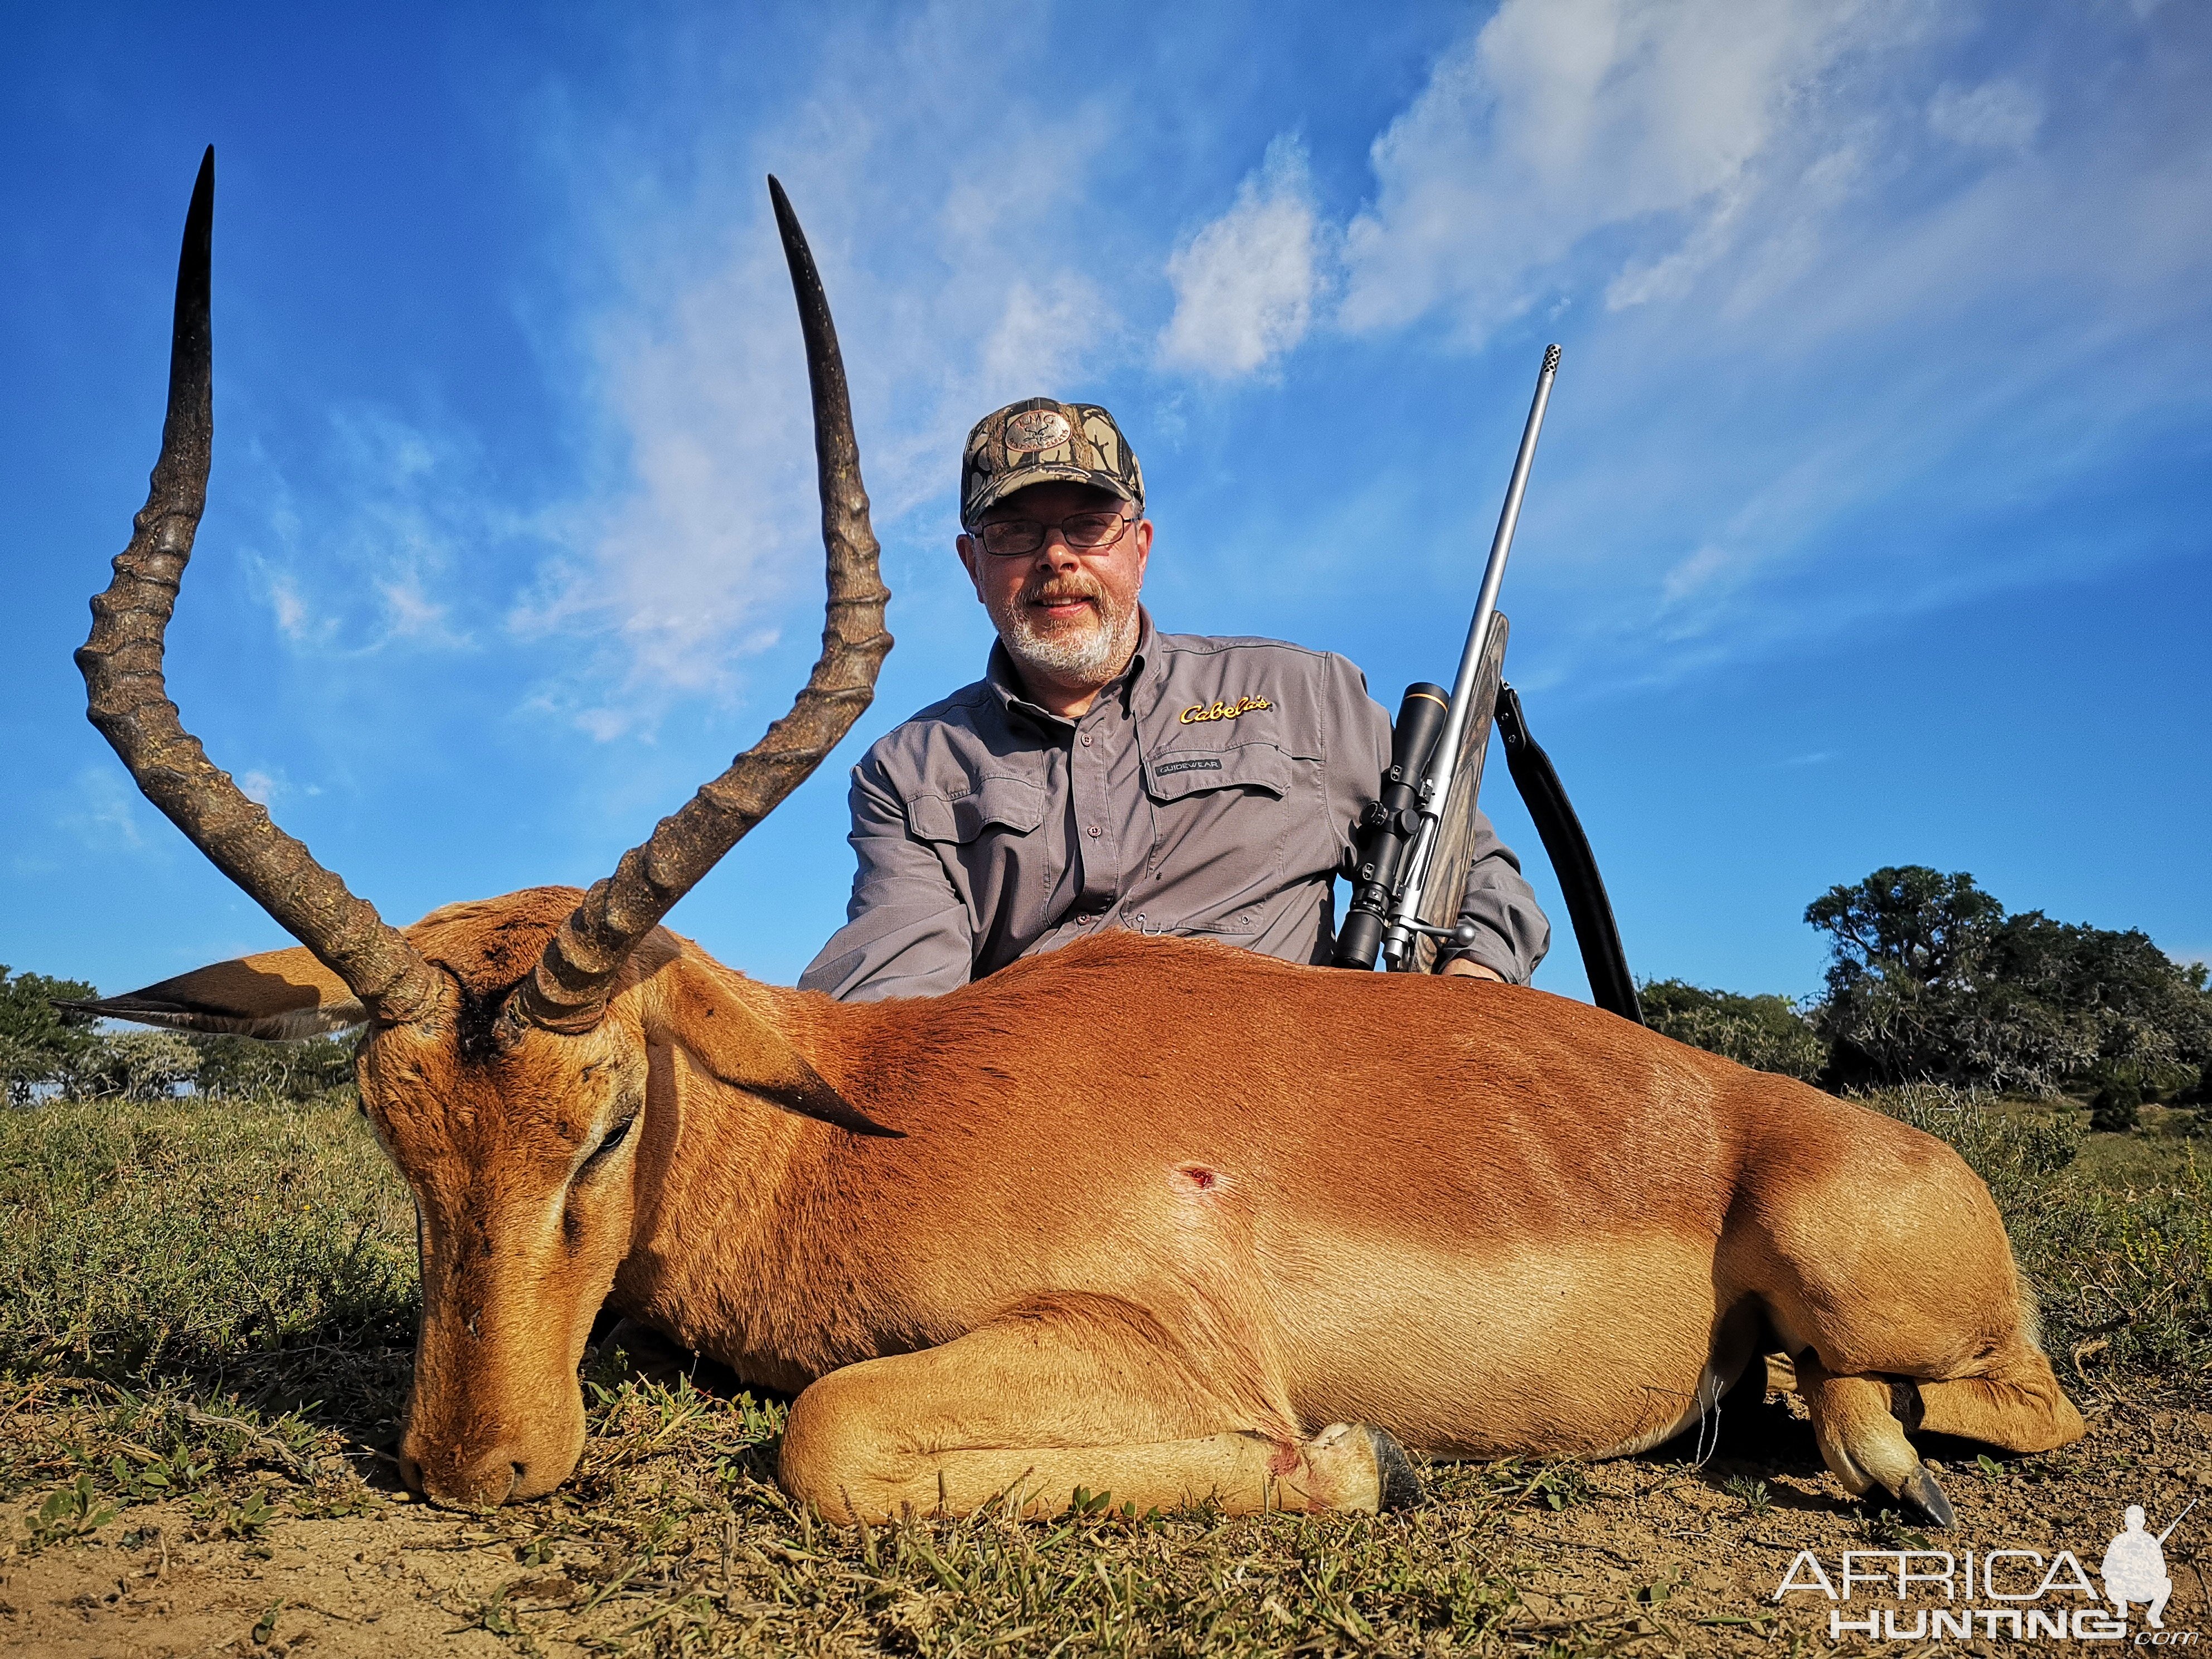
[1440,957,1505,983]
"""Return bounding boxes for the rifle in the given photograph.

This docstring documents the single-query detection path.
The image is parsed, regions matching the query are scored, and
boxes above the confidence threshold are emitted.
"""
[2156,1497,2198,1546]
[1333,345,1643,1026]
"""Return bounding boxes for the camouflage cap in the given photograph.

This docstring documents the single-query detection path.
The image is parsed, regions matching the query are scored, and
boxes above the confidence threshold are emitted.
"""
[960,397,1144,528]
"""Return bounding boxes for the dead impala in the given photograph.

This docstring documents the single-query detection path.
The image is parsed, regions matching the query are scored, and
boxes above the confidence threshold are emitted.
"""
[76,152,2084,1524]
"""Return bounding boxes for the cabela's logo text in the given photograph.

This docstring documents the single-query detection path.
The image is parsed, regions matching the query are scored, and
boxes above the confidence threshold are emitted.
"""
[1180,695,1273,725]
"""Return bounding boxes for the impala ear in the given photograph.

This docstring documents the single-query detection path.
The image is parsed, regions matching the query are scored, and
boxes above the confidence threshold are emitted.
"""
[651,952,900,1138]
[64,946,368,1039]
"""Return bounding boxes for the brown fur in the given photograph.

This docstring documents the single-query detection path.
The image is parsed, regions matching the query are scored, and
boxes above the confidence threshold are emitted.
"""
[118,889,2085,1520]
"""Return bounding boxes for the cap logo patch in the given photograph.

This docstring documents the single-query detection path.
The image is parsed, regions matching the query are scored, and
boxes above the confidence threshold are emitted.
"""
[1003,409,1071,454]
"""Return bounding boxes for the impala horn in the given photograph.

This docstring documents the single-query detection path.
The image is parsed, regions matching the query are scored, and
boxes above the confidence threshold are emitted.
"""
[77,148,441,1027]
[513,176,890,1034]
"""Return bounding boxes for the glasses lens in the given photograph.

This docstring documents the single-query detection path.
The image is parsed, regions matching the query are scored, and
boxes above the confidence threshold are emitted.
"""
[976,512,1128,556]
[1063,512,1128,549]
[979,521,1045,556]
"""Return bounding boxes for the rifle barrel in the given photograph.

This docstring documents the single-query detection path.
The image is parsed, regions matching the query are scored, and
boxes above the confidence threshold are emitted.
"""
[1384,343,1561,960]
[2156,1496,2198,1545]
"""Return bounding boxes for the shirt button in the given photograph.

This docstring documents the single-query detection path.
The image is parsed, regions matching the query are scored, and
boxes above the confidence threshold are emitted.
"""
[1080,734,1093,746]
[1087,825,1102,837]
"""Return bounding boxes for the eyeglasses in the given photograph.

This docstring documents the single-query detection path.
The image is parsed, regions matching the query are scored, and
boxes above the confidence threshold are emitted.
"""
[972,510,1133,558]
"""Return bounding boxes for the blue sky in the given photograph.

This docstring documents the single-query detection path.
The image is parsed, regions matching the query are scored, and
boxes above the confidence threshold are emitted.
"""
[4,0,2207,1006]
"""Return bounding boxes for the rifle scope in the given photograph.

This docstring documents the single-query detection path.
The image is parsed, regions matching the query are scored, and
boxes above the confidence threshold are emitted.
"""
[1332,682,1450,970]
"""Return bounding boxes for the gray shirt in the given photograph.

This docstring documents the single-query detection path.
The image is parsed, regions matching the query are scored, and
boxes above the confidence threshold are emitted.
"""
[798,614,1550,1001]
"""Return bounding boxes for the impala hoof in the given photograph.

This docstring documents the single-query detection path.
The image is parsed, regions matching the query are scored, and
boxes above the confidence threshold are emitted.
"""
[1899,1465,1955,1529]
[1366,1427,1423,1512]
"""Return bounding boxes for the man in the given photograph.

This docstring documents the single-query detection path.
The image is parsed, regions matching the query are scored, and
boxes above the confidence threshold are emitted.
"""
[799,397,1550,1002]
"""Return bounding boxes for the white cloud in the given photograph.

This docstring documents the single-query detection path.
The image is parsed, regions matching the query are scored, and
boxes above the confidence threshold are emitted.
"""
[517,7,1136,733]
[224,768,314,808]
[1183,0,2212,698]
[982,276,1111,395]
[264,571,313,643]
[245,408,493,658]
[1658,542,1738,608]
[1159,137,1326,378]
[243,0,2205,734]
[61,767,149,851]
[1928,78,2043,151]
[376,575,461,644]
[1337,0,1894,342]
[1604,180,1749,309]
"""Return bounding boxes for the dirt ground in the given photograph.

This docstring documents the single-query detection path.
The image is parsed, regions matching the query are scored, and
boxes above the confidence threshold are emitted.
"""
[6,1384,2207,1658]
[1495,1391,2212,1652]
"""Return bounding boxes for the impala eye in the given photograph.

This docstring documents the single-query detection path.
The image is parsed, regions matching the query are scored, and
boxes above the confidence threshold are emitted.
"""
[580,1113,636,1177]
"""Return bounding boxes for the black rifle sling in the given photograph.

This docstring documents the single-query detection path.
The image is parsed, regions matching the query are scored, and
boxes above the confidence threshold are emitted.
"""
[1494,684,1643,1026]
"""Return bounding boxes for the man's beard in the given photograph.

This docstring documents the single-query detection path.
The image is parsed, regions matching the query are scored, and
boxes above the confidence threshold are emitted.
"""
[996,574,1139,686]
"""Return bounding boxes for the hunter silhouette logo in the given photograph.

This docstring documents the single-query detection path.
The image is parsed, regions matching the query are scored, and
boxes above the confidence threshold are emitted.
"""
[2104,1500,2194,1629]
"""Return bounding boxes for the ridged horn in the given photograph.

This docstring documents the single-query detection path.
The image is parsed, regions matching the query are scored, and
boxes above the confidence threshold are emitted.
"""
[514,176,891,1033]
[76,148,441,1026]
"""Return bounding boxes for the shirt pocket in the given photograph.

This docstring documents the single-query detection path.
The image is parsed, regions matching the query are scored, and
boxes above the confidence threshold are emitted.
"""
[1139,741,1304,918]
[904,774,1047,844]
[1141,741,1293,804]
[905,773,1055,951]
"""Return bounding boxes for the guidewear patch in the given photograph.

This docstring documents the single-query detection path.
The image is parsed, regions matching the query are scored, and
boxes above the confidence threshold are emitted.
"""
[1179,695,1273,725]
[1154,757,1225,777]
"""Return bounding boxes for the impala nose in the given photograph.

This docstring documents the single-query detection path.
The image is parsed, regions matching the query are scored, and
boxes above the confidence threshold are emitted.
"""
[408,1445,528,1508]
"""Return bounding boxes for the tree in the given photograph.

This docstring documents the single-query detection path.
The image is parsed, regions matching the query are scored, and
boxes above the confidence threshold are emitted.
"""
[0,964,100,1103]
[1807,866,2212,1099]
[1804,866,2006,997]
[3,963,354,1107]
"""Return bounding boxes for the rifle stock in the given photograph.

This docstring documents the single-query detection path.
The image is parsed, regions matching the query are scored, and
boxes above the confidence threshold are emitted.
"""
[1410,613,1508,973]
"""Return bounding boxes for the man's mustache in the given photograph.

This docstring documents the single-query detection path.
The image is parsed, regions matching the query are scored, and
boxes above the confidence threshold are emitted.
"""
[1024,578,1103,607]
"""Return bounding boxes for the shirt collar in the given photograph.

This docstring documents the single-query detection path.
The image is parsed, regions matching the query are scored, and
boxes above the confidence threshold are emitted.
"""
[986,608,1156,727]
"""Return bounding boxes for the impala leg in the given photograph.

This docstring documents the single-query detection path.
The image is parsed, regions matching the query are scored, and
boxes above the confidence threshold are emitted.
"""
[1907,1346,2085,1454]
[777,1294,1418,1524]
[1796,1354,1955,1527]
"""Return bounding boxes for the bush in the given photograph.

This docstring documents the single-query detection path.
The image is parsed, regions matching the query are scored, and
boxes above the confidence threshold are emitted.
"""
[57,1030,203,1102]
[1639,979,1826,1081]
[2,958,358,1108]
[187,1032,357,1100]
[2088,1075,2142,1134]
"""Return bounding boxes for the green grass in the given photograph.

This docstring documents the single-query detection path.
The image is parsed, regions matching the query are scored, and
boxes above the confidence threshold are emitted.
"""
[0,1091,418,1441]
[0,1092,419,1553]
[2,1083,2204,1654]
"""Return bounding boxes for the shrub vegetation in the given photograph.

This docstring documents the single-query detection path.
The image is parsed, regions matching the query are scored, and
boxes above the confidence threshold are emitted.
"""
[1637,981,1825,1080]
